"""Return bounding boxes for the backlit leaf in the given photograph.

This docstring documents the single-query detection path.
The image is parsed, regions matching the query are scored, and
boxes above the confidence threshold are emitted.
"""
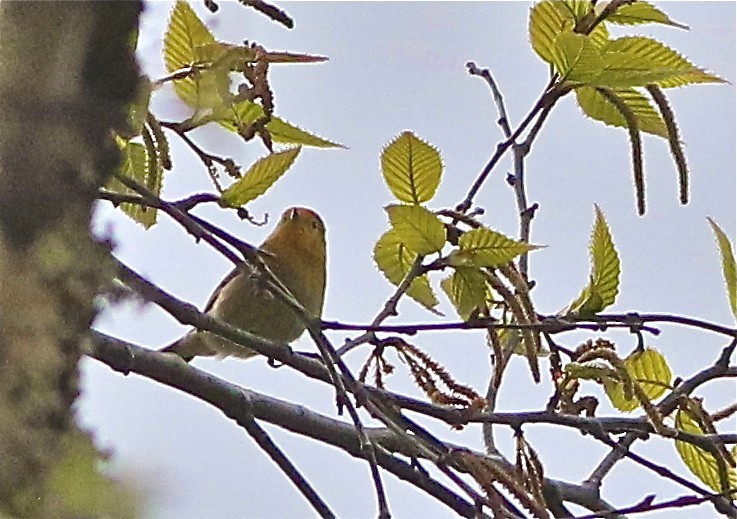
[530,0,609,65]
[373,228,439,311]
[220,100,344,148]
[221,147,301,207]
[381,131,442,204]
[707,218,737,321]
[164,0,229,110]
[598,36,726,88]
[676,409,737,492]
[566,205,620,315]
[606,1,688,30]
[449,228,540,268]
[576,86,668,138]
[551,30,603,83]
[604,347,672,411]
[107,140,161,229]
[441,267,489,320]
[386,204,446,255]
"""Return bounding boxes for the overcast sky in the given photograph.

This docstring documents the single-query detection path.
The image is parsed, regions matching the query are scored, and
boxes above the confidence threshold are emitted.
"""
[80,2,735,518]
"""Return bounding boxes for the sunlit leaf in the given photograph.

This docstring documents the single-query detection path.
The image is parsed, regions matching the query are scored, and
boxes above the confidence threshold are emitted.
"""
[441,267,489,320]
[604,347,672,412]
[598,36,726,88]
[606,1,688,30]
[676,409,737,492]
[164,0,229,110]
[381,131,442,204]
[219,100,344,148]
[221,147,301,207]
[386,204,446,256]
[373,228,439,311]
[707,218,737,321]
[107,140,161,229]
[551,30,603,83]
[529,0,572,64]
[448,228,540,268]
[565,205,620,315]
[576,86,668,138]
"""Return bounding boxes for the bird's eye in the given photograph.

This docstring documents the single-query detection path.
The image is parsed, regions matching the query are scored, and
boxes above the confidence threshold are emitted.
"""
[289,208,299,220]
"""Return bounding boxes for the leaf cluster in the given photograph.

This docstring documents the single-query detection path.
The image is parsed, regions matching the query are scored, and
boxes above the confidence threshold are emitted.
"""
[108,0,343,227]
[530,0,726,214]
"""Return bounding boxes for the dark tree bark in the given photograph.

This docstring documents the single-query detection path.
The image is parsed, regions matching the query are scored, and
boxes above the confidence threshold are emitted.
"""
[0,2,141,516]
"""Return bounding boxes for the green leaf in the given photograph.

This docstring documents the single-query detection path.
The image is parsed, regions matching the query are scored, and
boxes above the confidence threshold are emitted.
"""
[529,0,573,64]
[219,100,344,148]
[221,147,301,207]
[441,267,489,320]
[164,0,229,110]
[604,347,672,412]
[676,409,737,492]
[551,30,603,83]
[566,205,620,315]
[576,86,668,138]
[385,204,446,256]
[606,1,688,30]
[707,218,737,321]
[381,131,442,204]
[373,228,439,311]
[107,140,161,229]
[559,0,610,48]
[598,36,726,88]
[448,228,540,268]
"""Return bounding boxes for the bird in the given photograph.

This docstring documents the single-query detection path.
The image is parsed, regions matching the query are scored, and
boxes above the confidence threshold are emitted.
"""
[161,206,327,361]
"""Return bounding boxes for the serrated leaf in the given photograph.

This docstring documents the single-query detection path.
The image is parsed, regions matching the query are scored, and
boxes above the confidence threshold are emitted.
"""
[107,141,161,229]
[385,204,446,256]
[373,228,439,311]
[441,267,489,320]
[707,218,737,321]
[219,100,344,148]
[598,36,726,88]
[530,1,609,64]
[381,131,442,204]
[552,30,603,83]
[606,1,688,30]
[676,409,737,492]
[576,86,668,138]
[529,0,573,64]
[164,0,229,110]
[220,147,301,207]
[566,205,620,315]
[448,228,540,268]
[604,347,672,412]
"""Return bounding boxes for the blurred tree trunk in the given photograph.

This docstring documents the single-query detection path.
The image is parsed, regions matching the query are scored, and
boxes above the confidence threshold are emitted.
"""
[0,2,141,516]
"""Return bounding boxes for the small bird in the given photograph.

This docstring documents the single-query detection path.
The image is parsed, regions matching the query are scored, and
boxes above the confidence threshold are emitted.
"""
[162,207,327,361]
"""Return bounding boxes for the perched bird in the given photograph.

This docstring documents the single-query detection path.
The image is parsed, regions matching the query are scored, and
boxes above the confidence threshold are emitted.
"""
[162,207,327,361]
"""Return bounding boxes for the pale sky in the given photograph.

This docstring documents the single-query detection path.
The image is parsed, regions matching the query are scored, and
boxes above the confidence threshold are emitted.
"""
[81,2,735,518]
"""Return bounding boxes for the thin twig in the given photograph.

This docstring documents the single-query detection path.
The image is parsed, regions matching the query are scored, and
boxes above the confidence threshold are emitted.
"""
[240,412,336,518]
[466,62,512,138]
[456,75,561,214]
